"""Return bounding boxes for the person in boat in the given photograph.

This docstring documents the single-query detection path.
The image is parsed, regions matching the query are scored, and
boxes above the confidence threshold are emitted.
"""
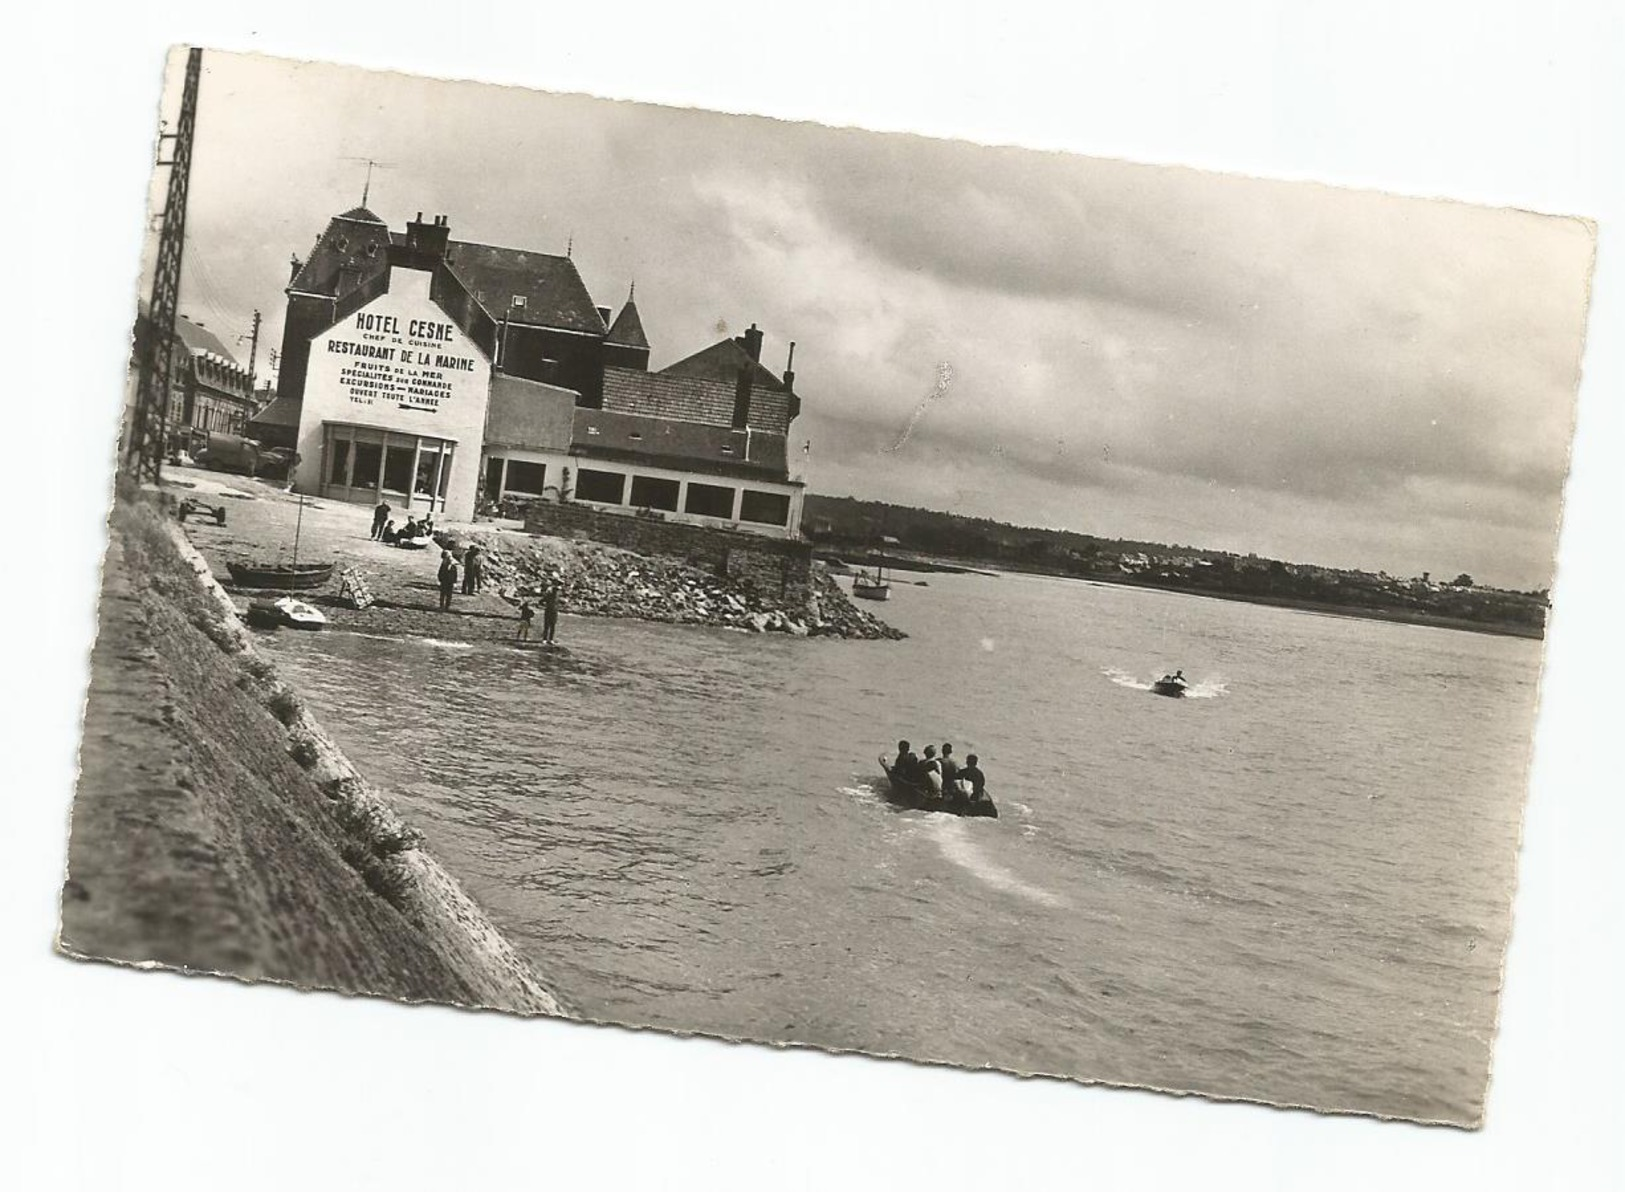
[371,500,391,540]
[893,739,919,780]
[939,743,962,799]
[380,519,398,544]
[1160,669,1188,688]
[437,550,459,612]
[462,543,483,595]
[542,584,560,643]
[919,745,943,793]
[517,600,534,642]
[959,754,988,803]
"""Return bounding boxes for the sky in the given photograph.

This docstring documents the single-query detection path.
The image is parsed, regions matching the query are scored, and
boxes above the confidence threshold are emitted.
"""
[150,49,1595,590]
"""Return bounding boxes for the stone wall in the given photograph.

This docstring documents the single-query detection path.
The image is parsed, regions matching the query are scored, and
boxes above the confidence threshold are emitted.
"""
[523,499,813,603]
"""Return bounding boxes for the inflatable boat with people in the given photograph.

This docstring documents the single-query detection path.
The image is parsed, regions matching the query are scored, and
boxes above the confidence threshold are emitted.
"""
[877,752,998,818]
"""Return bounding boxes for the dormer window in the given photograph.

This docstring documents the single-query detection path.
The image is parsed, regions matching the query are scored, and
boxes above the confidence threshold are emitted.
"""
[512,295,527,309]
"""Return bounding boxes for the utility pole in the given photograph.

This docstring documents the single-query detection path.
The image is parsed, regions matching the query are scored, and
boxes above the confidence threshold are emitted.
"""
[245,309,261,387]
[127,47,202,485]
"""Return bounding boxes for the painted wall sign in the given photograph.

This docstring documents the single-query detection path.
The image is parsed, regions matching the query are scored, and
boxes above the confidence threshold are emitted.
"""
[295,266,493,521]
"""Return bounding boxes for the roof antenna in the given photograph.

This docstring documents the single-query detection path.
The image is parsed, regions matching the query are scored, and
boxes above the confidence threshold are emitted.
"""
[340,156,394,211]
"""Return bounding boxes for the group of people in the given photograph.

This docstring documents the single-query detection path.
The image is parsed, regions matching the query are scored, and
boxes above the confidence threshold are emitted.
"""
[891,740,989,804]
[370,501,437,545]
[515,587,560,644]
[436,544,488,610]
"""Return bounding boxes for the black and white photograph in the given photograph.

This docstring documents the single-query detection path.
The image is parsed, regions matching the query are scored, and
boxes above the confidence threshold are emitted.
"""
[40,28,1607,1156]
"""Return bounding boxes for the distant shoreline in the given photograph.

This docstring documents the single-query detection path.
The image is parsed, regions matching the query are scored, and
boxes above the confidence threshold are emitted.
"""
[825,550,1544,640]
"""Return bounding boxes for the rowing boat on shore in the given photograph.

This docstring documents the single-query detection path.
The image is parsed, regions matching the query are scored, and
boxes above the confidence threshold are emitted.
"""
[877,754,998,818]
[226,561,334,590]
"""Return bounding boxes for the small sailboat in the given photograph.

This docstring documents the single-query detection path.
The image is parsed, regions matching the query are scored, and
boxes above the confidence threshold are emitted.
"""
[226,491,333,590]
[851,528,895,601]
[852,567,891,601]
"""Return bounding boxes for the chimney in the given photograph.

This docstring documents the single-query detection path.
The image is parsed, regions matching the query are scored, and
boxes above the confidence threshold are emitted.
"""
[732,363,753,430]
[288,254,303,284]
[595,306,612,328]
[783,341,796,391]
[405,212,451,257]
[741,322,764,362]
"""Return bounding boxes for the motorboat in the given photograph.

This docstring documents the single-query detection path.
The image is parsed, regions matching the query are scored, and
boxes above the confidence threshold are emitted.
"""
[877,754,998,818]
[1151,675,1188,698]
[227,561,334,590]
[245,596,328,630]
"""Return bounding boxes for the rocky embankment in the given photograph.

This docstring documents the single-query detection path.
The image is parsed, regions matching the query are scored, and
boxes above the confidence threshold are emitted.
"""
[62,491,564,1015]
[437,528,906,640]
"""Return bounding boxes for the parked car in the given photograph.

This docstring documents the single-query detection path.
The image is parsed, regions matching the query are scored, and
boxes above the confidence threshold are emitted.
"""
[254,446,297,481]
[192,432,261,476]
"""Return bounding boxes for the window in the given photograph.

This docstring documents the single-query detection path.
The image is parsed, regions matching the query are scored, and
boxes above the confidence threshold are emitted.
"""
[684,482,735,519]
[329,439,351,486]
[630,475,679,512]
[512,295,527,309]
[486,456,505,497]
[382,442,414,493]
[739,490,791,527]
[506,459,547,496]
[351,442,383,490]
[575,468,627,504]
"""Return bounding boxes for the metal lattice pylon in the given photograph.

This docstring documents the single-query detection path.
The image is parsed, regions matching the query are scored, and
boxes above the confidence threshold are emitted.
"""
[126,47,202,485]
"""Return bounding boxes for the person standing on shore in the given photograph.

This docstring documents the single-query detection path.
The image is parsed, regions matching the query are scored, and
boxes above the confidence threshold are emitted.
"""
[517,600,534,642]
[462,544,482,595]
[542,584,559,643]
[371,500,391,540]
[437,550,459,612]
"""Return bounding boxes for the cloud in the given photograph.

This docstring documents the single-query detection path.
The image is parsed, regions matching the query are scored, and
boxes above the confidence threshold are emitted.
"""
[168,51,1594,589]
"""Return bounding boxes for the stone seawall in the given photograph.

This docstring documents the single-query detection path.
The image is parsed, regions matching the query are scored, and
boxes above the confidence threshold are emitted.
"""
[60,493,564,1016]
[523,500,812,605]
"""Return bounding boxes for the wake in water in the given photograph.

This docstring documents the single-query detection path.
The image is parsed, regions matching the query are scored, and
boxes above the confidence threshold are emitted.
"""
[929,817,1065,907]
[1102,666,1227,699]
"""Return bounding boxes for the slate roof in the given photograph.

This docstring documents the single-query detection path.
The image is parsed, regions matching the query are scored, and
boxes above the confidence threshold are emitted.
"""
[606,298,649,349]
[572,408,791,482]
[288,210,606,336]
[658,337,789,392]
[246,393,302,429]
[440,240,605,334]
[173,314,240,366]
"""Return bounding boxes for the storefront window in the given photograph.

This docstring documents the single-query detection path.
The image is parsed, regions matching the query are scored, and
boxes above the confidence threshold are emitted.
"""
[506,460,546,496]
[630,475,680,512]
[382,441,414,493]
[329,438,351,486]
[684,482,736,519]
[351,442,383,490]
[739,490,791,526]
[576,468,627,505]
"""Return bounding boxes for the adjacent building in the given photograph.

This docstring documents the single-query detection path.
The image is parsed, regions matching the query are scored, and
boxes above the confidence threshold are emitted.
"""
[274,206,806,537]
[134,305,258,440]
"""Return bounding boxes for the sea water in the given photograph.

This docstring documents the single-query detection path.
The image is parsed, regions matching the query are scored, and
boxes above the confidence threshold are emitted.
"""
[262,570,1541,1124]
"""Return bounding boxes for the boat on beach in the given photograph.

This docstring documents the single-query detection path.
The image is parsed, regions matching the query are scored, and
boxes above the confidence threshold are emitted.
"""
[227,561,334,590]
[246,596,328,630]
[877,754,998,818]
